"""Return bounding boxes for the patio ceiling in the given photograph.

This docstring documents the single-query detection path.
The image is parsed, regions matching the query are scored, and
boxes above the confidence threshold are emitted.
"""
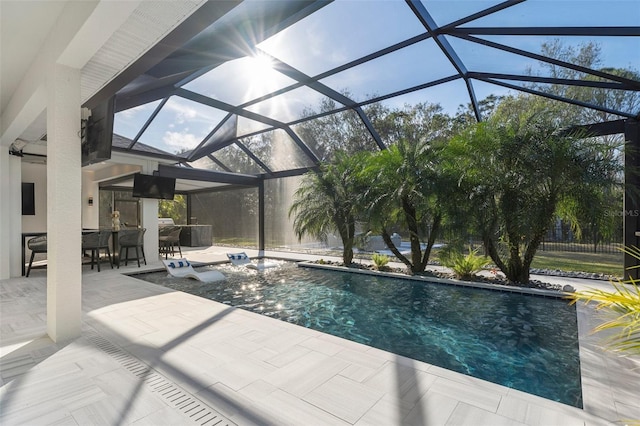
[90,0,640,184]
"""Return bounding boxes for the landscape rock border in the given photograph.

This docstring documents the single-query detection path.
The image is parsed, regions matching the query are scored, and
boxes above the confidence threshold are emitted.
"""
[305,260,570,296]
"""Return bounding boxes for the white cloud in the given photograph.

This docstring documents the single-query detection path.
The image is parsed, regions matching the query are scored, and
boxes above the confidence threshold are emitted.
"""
[172,105,198,125]
[165,97,223,127]
[163,131,201,150]
[117,100,161,120]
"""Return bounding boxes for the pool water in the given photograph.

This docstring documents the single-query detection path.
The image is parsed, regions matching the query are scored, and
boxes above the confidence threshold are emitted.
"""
[135,262,582,407]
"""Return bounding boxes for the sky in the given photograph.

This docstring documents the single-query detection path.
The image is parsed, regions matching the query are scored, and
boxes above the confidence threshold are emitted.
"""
[113,0,640,156]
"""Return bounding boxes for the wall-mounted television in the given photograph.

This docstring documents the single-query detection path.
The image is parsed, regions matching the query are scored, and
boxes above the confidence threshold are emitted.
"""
[22,182,35,215]
[132,173,176,200]
[82,96,115,167]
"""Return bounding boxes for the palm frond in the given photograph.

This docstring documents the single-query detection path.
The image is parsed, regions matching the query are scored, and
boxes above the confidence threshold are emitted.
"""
[570,247,640,355]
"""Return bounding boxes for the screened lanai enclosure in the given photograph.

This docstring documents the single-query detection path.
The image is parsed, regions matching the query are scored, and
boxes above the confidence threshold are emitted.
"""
[91,0,640,270]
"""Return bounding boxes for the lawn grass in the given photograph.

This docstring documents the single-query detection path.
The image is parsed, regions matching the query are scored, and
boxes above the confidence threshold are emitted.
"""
[530,250,623,278]
[429,246,623,277]
[231,241,625,278]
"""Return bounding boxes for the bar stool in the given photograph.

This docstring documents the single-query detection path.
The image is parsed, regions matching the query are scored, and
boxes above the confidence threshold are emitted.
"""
[82,230,113,272]
[118,228,146,267]
[26,235,47,277]
[159,226,182,259]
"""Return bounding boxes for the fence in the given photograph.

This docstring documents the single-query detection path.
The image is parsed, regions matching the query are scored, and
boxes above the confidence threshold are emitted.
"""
[539,240,622,254]
[454,222,623,255]
[540,221,622,254]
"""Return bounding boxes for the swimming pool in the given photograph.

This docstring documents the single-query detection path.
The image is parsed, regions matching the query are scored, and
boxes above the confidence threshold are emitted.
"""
[134,261,582,407]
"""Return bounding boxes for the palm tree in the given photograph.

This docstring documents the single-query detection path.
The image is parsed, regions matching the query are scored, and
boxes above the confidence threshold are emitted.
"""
[289,151,365,265]
[361,137,448,274]
[356,104,455,274]
[447,97,621,283]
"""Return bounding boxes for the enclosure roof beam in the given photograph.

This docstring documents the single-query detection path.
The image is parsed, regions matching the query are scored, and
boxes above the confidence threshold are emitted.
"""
[207,154,234,173]
[259,165,319,180]
[158,164,260,186]
[128,97,169,149]
[407,0,481,121]
[175,88,320,164]
[453,34,640,90]
[482,78,637,118]
[236,140,273,175]
[558,119,627,137]
[468,72,640,90]
[439,0,526,30]
[447,27,640,37]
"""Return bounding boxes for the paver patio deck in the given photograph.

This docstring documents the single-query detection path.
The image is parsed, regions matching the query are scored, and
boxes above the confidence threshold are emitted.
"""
[1,246,638,425]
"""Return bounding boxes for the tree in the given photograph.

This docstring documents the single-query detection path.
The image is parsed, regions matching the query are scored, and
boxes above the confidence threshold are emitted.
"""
[454,94,503,128]
[359,103,454,274]
[296,93,388,162]
[529,40,640,126]
[289,151,366,265]
[447,97,621,283]
[506,41,633,249]
[158,194,187,224]
[557,179,623,253]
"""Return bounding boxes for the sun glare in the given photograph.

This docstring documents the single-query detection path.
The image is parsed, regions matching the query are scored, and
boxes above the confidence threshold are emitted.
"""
[245,53,276,83]
[242,51,292,120]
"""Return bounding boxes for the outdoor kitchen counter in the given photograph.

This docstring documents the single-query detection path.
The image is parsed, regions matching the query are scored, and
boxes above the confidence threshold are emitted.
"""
[179,225,213,247]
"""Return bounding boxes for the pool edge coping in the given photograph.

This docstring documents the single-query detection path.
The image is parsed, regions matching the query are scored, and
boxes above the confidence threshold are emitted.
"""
[298,261,569,299]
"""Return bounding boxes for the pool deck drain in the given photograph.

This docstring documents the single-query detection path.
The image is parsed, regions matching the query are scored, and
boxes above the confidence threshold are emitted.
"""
[84,329,236,426]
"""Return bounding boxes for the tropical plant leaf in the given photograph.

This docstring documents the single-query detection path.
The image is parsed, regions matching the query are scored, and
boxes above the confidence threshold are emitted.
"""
[439,245,488,280]
[569,247,640,356]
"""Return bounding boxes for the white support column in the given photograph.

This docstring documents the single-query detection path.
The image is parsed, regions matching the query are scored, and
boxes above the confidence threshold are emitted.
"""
[9,153,22,276]
[0,149,8,280]
[141,161,159,264]
[0,150,22,279]
[46,63,82,342]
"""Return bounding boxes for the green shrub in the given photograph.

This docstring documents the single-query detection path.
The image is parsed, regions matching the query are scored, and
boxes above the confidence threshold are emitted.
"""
[372,253,390,270]
[439,245,488,280]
